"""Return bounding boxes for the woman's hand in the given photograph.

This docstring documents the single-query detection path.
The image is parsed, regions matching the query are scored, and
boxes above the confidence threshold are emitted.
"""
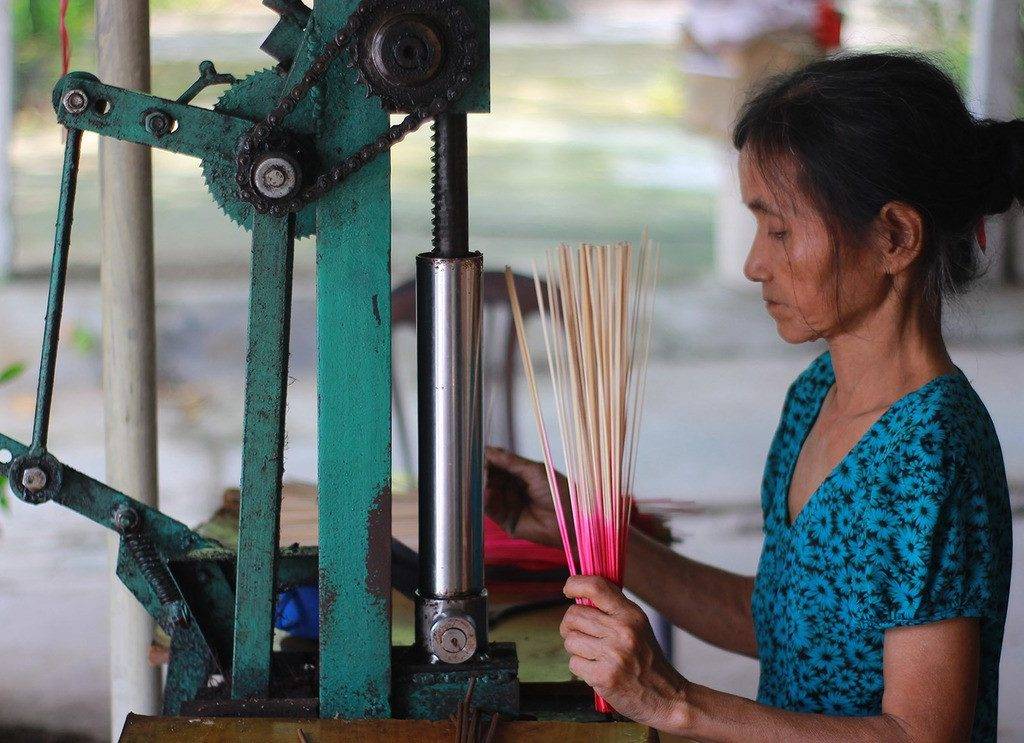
[560,575,691,732]
[484,446,568,548]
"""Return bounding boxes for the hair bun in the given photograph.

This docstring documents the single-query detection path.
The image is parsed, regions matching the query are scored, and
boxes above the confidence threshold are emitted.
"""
[974,118,1024,215]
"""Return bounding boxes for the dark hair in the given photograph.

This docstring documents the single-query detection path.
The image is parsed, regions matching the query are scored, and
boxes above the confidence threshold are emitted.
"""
[732,51,1024,316]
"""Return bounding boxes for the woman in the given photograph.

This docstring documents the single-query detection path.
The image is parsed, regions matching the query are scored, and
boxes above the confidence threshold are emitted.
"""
[485,52,1013,741]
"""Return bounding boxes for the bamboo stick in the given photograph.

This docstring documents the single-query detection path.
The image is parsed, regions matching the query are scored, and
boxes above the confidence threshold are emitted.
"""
[504,236,658,713]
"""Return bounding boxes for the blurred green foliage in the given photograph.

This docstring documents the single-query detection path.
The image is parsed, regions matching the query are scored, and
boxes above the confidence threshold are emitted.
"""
[13,0,94,111]
[12,0,567,113]
[0,361,26,511]
[492,0,567,21]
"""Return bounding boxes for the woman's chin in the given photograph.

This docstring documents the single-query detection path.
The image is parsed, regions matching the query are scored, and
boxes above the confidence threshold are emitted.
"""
[774,320,815,345]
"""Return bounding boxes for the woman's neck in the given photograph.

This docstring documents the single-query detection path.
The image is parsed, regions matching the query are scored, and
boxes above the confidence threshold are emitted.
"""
[825,296,954,415]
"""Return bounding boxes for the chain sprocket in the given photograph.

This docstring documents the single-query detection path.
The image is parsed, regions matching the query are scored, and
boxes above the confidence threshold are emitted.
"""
[350,0,478,113]
[202,69,317,237]
[234,0,479,217]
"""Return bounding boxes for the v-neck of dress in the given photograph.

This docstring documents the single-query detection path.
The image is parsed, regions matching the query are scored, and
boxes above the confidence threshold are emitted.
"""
[780,353,965,530]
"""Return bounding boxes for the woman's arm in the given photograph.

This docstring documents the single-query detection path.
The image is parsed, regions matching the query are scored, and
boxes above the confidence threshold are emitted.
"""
[562,576,980,743]
[485,447,759,657]
[673,617,979,741]
[624,529,758,658]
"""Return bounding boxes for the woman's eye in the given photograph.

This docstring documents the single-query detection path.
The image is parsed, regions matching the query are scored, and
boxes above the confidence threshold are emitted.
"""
[768,230,788,241]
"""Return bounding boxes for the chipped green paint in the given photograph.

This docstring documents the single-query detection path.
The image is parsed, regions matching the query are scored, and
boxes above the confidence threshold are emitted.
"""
[392,643,519,720]
[315,0,393,718]
[0,431,224,715]
[232,212,297,699]
[312,0,490,718]
[457,0,491,114]
[52,74,250,165]
[16,0,493,720]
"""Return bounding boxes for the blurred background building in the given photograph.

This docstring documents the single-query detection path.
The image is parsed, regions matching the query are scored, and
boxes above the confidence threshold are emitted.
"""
[0,1,1021,741]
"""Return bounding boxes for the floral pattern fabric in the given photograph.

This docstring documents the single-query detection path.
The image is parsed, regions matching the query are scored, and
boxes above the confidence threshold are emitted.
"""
[751,351,1011,741]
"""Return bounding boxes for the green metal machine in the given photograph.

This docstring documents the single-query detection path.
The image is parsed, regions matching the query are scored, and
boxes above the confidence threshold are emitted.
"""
[1,1,654,738]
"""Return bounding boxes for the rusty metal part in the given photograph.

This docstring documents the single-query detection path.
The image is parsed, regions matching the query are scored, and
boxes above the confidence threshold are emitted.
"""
[353,0,478,112]
[21,466,48,493]
[431,113,468,257]
[202,69,318,238]
[235,0,479,216]
[114,504,190,630]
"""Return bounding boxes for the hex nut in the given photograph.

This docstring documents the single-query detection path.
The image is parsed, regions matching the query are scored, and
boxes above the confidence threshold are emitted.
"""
[21,467,47,493]
[144,110,173,138]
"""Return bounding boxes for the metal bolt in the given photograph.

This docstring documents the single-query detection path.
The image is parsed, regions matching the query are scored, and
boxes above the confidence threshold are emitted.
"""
[265,169,286,188]
[21,467,47,494]
[253,155,299,200]
[429,615,477,663]
[61,88,89,115]
[112,505,140,534]
[439,626,468,654]
[144,110,173,138]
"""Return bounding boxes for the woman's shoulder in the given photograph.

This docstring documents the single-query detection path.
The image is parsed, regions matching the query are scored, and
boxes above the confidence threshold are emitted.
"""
[870,368,1010,541]
[884,367,1002,468]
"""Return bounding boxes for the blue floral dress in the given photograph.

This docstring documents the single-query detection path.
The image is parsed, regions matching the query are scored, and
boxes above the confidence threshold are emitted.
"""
[751,351,1012,741]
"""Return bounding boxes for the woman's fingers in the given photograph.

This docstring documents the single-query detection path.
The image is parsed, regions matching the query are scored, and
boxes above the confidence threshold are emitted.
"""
[563,575,632,617]
[567,654,601,685]
[560,603,615,639]
[485,446,542,480]
[563,629,605,661]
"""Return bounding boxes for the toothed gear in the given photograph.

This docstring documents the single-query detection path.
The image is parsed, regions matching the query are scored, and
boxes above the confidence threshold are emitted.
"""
[201,69,317,237]
[350,0,479,113]
[234,0,480,214]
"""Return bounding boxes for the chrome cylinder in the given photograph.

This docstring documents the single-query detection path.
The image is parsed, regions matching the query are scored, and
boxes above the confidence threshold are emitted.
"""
[415,251,487,659]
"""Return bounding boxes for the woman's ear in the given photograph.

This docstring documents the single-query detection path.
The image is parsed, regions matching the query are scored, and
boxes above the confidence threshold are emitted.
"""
[876,201,924,275]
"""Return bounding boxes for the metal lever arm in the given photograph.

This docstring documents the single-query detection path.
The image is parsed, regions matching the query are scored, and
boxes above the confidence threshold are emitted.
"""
[0,432,214,588]
[231,212,297,699]
[53,73,253,164]
[31,127,82,453]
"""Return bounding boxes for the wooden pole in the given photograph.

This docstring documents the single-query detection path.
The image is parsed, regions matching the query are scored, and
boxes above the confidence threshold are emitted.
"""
[95,0,161,735]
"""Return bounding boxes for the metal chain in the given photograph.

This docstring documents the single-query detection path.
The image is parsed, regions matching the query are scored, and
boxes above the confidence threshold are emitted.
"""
[236,1,472,216]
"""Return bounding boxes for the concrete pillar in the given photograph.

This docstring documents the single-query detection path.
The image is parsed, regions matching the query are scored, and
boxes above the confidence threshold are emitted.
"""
[0,0,14,277]
[969,0,1024,285]
[95,1,162,737]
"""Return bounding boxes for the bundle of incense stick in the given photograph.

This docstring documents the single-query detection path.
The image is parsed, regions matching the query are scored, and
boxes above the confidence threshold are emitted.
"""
[505,237,658,713]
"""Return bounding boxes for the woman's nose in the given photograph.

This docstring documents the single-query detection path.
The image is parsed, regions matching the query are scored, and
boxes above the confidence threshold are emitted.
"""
[743,240,770,284]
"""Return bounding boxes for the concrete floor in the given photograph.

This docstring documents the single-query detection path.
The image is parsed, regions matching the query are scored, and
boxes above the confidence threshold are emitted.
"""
[0,277,1021,741]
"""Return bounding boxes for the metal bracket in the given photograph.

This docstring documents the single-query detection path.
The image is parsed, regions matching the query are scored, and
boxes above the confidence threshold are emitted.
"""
[176,61,238,105]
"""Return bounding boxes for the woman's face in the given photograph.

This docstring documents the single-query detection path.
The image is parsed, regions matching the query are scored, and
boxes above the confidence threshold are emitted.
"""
[738,147,886,344]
